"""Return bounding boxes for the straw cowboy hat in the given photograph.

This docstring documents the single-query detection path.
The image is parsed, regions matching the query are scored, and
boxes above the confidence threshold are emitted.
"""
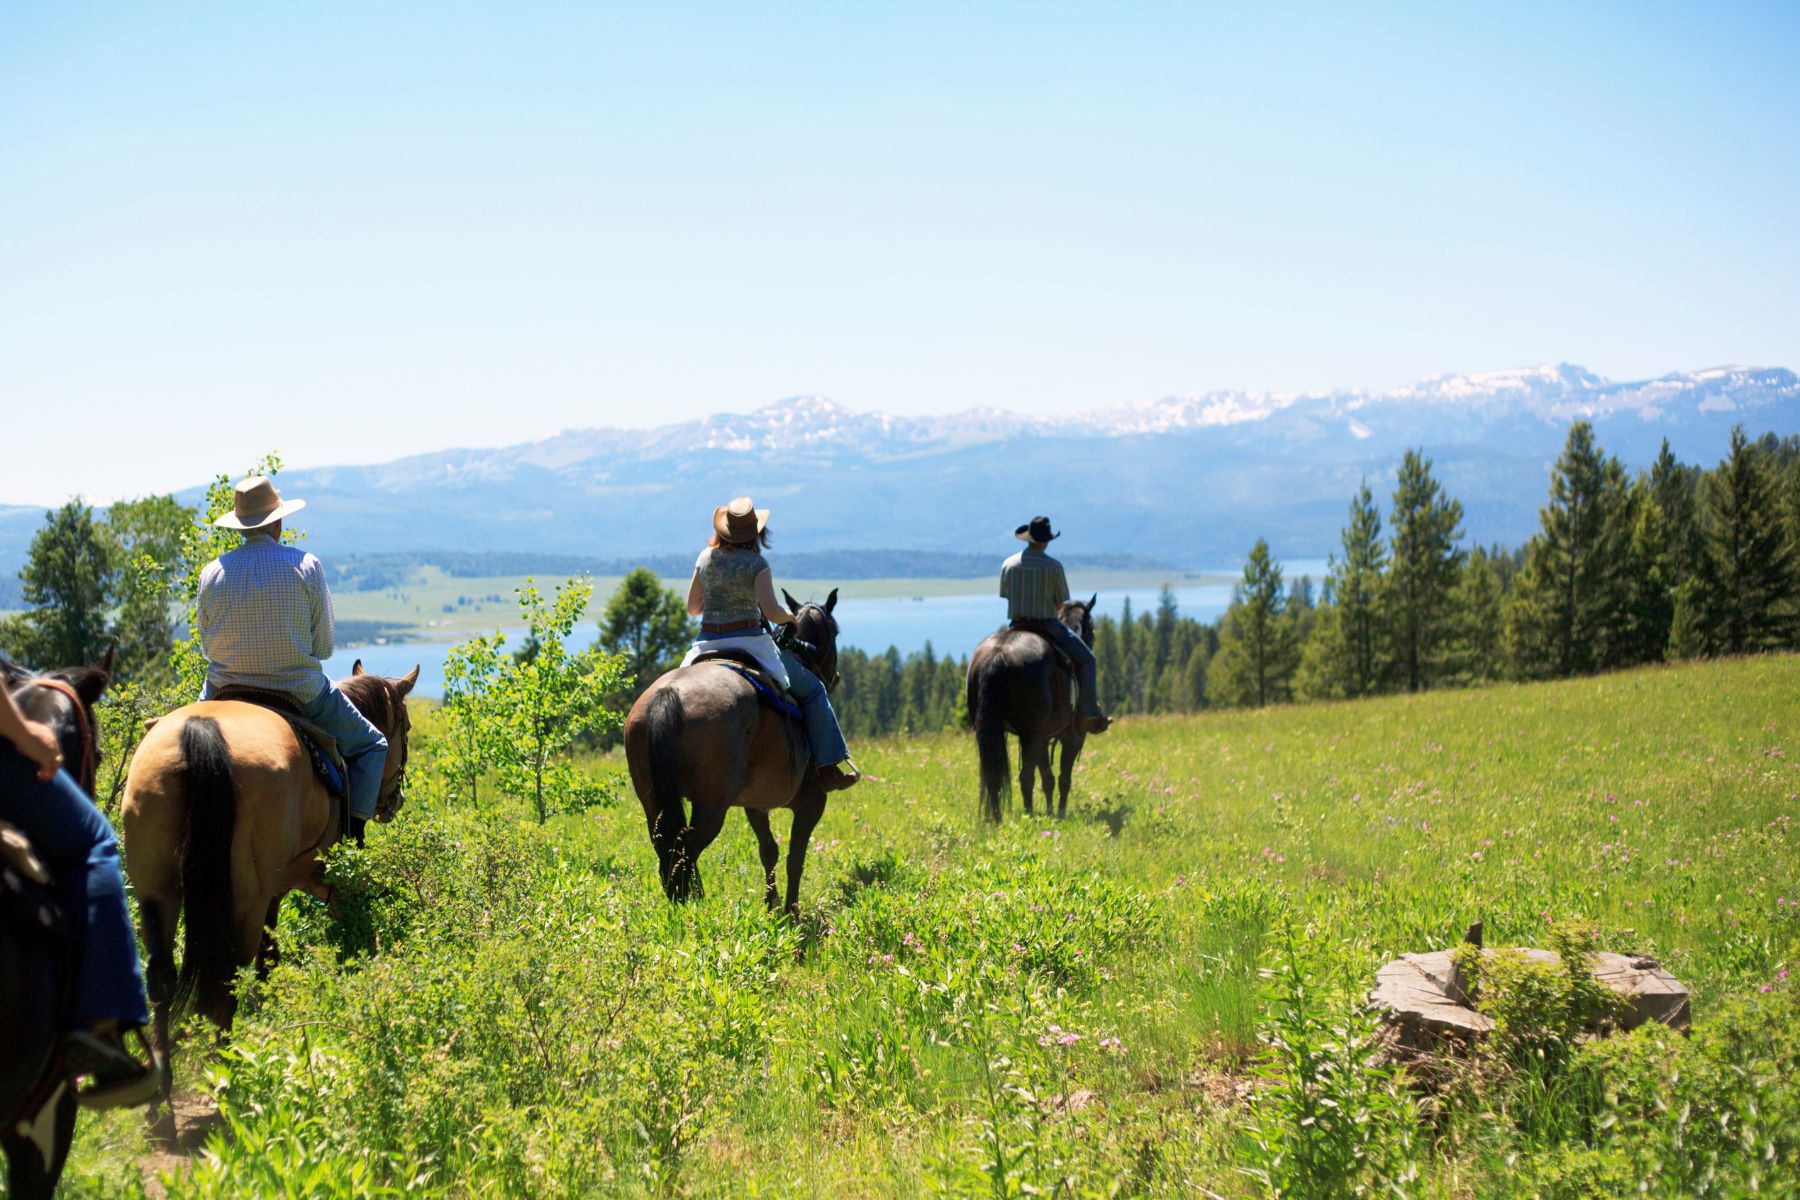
[1015,515,1060,543]
[714,496,770,544]
[213,476,306,530]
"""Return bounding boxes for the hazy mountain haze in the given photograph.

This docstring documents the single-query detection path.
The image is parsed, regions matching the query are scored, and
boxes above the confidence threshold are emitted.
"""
[4,364,1793,589]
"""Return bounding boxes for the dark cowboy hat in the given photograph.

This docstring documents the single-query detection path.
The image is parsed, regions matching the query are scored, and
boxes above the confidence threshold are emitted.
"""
[1014,516,1060,543]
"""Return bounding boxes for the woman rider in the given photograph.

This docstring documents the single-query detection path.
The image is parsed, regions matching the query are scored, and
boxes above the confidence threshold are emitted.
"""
[681,497,859,792]
[0,665,157,1108]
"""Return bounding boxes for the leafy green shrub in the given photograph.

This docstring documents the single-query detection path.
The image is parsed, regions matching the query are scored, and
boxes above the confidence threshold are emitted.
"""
[1452,918,1624,1075]
[1241,925,1419,1199]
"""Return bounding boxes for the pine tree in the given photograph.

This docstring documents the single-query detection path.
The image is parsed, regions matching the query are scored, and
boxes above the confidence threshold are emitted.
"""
[1505,423,1633,678]
[1178,640,1209,709]
[1386,451,1465,692]
[1665,579,1708,661]
[1211,539,1294,707]
[1152,586,1178,682]
[1094,616,1125,715]
[1450,545,1505,683]
[1294,604,1347,701]
[1698,426,1800,653]
[1622,443,1699,664]
[1324,481,1388,697]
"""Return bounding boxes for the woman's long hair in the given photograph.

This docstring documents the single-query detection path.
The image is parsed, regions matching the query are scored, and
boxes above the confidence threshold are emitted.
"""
[708,526,772,551]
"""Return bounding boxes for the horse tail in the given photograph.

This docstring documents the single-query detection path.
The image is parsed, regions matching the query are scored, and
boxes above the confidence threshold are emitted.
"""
[174,716,240,1024]
[970,661,1011,823]
[642,687,687,863]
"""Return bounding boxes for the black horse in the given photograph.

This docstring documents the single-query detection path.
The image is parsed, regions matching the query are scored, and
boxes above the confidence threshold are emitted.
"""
[966,597,1097,822]
[1,653,110,1200]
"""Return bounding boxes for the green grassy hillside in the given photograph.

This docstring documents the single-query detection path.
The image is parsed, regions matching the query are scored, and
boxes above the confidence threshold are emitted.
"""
[68,656,1799,1197]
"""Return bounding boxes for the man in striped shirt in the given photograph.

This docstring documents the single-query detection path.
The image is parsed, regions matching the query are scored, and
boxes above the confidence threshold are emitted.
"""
[196,477,389,820]
[1000,516,1110,733]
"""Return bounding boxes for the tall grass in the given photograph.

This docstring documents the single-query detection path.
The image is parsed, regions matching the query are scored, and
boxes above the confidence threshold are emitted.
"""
[59,655,1800,1197]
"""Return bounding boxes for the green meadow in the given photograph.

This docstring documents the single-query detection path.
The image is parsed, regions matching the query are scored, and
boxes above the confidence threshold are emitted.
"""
[66,655,1799,1198]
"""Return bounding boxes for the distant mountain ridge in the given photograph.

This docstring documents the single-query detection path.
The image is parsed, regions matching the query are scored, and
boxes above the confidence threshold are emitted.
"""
[3,363,1796,583]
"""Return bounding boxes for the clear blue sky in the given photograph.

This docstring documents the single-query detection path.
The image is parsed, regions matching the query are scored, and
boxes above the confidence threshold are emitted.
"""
[3,1,1797,505]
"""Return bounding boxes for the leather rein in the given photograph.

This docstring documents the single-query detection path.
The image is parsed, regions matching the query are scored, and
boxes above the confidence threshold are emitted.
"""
[25,677,97,796]
[778,606,840,693]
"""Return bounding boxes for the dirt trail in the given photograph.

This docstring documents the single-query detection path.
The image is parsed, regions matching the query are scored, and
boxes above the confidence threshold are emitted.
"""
[137,1096,220,1198]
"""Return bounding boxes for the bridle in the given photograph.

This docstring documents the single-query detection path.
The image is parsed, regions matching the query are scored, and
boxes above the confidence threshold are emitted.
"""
[371,679,409,821]
[22,677,97,796]
[780,604,841,693]
[1059,600,1096,648]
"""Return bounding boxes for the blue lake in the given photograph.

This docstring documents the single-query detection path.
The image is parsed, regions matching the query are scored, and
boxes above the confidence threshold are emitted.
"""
[326,563,1329,699]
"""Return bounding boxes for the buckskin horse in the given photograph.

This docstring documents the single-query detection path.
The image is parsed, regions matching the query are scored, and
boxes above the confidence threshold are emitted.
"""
[120,661,417,1135]
[624,592,841,913]
[966,596,1097,822]
[1,653,110,1200]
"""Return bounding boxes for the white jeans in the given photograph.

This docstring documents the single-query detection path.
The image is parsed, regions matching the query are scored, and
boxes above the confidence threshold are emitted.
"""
[680,630,792,689]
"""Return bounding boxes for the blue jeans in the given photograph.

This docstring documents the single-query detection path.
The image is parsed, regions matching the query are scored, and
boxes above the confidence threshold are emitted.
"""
[1011,619,1102,717]
[299,685,389,820]
[0,744,150,1026]
[781,650,850,767]
[201,679,388,819]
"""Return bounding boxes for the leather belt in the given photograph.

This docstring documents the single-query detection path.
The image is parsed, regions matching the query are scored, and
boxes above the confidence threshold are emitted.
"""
[701,619,759,634]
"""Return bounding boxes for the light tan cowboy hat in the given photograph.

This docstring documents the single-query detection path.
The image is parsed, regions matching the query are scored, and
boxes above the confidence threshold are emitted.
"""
[713,496,769,543]
[212,476,306,530]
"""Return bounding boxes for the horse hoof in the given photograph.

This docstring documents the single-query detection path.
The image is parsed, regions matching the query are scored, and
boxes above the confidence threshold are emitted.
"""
[146,1108,178,1147]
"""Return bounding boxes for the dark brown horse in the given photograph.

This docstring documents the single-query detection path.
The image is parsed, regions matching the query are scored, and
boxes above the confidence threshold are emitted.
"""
[1,654,110,1200]
[624,593,840,913]
[966,596,1097,822]
[121,661,416,1137]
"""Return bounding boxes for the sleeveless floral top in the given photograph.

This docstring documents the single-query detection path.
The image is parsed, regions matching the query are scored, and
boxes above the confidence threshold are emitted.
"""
[695,547,769,625]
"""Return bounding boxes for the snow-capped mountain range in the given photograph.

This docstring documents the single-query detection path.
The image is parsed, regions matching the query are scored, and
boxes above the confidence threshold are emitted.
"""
[3,363,1796,577]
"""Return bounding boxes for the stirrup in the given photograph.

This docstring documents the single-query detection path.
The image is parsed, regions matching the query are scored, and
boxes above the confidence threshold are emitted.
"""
[67,1026,160,1111]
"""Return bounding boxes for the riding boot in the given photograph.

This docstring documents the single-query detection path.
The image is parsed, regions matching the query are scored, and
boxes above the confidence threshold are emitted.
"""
[64,1023,158,1110]
[817,762,860,792]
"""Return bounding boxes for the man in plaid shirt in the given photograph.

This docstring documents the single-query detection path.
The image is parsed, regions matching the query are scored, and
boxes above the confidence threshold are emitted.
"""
[1000,515,1110,734]
[196,477,389,820]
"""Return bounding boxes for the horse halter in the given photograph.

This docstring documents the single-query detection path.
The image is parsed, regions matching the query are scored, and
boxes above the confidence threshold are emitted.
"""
[26,677,97,796]
[785,604,841,692]
[373,681,409,820]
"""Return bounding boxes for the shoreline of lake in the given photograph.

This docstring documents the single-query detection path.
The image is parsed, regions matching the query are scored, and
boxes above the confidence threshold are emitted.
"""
[329,561,1329,698]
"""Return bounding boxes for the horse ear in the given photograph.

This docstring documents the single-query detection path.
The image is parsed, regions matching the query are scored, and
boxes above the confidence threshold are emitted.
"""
[73,670,108,708]
[1087,593,1098,612]
[352,659,365,676]
[825,588,838,614]
[782,588,801,612]
[98,642,115,677]
[397,665,420,696]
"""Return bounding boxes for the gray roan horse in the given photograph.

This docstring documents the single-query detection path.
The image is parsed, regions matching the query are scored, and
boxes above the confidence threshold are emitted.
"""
[624,592,840,913]
[1,653,111,1200]
[966,596,1096,822]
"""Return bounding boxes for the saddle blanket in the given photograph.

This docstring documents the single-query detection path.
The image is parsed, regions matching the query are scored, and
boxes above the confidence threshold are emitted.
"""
[710,661,805,723]
[210,686,347,798]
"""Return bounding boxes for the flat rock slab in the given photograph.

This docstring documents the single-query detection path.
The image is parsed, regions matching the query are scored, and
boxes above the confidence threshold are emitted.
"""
[1370,946,1690,1055]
